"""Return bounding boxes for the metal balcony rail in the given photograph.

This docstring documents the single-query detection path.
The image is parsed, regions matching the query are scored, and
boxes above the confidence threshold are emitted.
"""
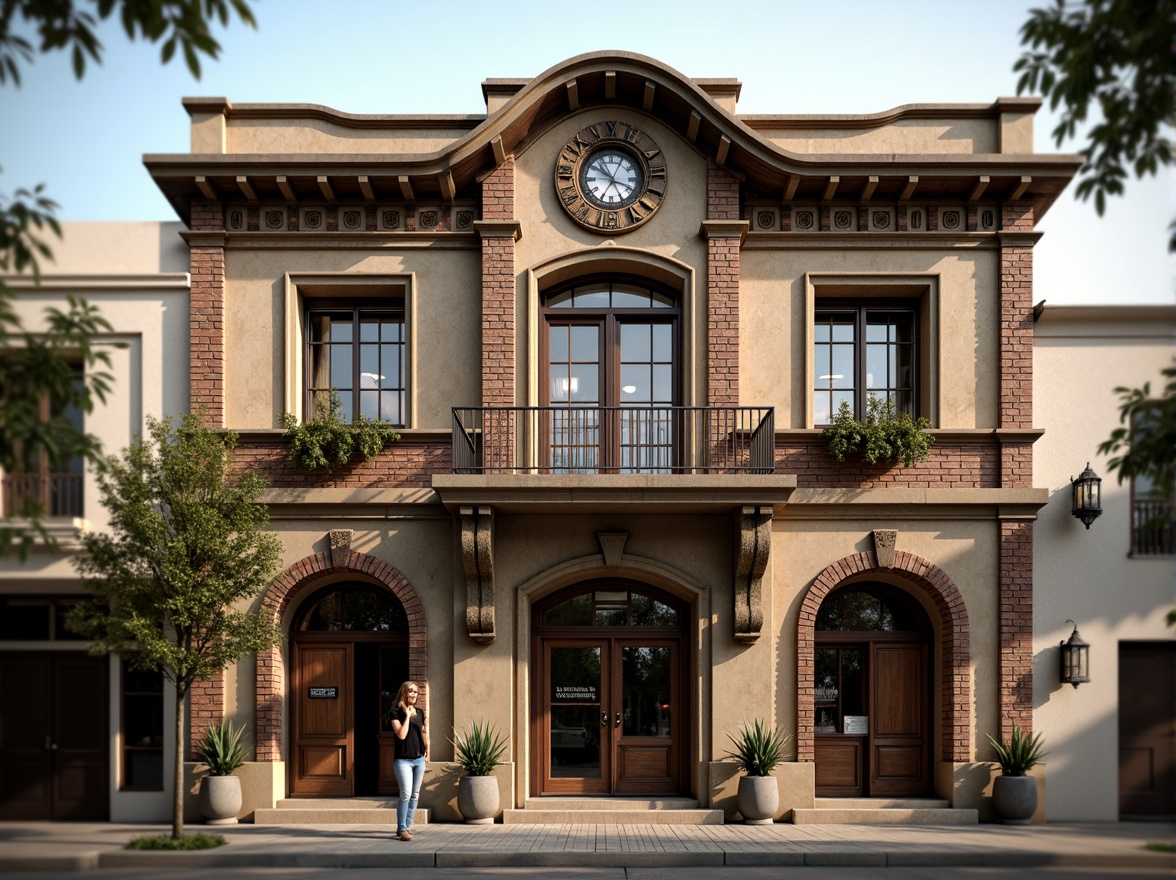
[452,406,774,475]
[1131,499,1175,556]
[1,472,84,519]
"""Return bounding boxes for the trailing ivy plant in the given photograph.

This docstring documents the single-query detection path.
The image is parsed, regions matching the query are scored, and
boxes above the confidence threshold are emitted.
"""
[823,396,934,468]
[281,391,400,470]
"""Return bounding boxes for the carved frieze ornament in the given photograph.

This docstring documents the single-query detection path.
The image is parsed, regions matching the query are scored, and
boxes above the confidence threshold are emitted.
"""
[734,506,773,643]
[597,531,629,567]
[872,529,898,569]
[461,506,495,643]
[328,529,353,568]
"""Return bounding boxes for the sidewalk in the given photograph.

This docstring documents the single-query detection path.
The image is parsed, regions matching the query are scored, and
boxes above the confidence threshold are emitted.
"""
[0,820,1173,871]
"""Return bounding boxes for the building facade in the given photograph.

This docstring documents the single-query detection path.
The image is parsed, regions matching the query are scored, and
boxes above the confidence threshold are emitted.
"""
[2,52,1171,824]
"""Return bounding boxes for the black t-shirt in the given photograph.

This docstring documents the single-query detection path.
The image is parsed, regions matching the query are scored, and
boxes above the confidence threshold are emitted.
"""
[392,707,426,759]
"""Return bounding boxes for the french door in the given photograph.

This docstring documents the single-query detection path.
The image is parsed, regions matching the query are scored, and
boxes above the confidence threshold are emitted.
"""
[537,637,682,795]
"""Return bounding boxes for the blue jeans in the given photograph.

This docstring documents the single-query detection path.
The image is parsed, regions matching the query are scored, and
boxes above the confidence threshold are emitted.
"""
[394,756,426,832]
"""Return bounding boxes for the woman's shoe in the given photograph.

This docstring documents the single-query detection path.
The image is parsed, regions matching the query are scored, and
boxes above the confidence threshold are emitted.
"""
[399,830,412,841]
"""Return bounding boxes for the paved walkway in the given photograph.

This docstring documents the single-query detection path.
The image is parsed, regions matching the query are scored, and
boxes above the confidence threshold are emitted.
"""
[0,821,1172,871]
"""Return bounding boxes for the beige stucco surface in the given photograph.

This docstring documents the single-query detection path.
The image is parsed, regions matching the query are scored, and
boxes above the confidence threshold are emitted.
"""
[1032,307,1176,822]
[761,118,998,155]
[225,119,471,155]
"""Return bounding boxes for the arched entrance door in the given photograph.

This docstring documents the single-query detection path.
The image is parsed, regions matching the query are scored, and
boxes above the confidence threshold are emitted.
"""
[290,583,408,797]
[813,585,932,797]
[532,581,688,796]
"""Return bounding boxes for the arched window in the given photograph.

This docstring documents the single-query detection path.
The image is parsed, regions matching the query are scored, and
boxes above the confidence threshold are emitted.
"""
[294,584,408,632]
[815,587,925,633]
[538,584,683,628]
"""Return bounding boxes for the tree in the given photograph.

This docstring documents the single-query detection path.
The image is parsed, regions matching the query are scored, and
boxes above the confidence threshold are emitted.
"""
[1,0,256,556]
[68,413,283,840]
[1014,0,1175,222]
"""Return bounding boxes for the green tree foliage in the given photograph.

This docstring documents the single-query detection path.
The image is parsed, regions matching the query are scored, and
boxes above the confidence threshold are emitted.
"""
[1,0,256,555]
[823,397,935,468]
[1014,0,1175,220]
[68,413,282,839]
[281,391,400,470]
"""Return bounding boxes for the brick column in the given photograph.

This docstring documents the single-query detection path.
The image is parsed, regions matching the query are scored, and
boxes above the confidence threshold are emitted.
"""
[997,202,1038,737]
[188,671,224,759]
[476,159,519,407]
[702,162,746,407]
[189,198,226,427]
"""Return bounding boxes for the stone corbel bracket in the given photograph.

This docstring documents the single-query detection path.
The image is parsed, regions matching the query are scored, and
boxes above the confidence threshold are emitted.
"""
[461,506,495,643]
[734,505,773,643]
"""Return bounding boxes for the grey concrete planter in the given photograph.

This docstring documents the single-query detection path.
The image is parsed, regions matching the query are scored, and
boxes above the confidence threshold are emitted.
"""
[457,775,498,824]
[737,775,778,825]
[199,774,242,825]
[992,775,1036,825]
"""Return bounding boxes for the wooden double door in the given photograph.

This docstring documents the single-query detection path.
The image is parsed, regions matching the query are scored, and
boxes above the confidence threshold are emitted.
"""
[535,636,685,795]
[0,651,108,819]
[291,639,407,797]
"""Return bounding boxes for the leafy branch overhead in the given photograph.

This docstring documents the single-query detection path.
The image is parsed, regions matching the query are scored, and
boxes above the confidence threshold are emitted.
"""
[0,0,257,85]
[1015,0,1175,219]
[823,397,935,468]
[281,391,400,471]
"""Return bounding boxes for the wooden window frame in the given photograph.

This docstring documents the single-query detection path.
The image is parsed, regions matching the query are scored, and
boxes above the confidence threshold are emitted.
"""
[119,659,164,792]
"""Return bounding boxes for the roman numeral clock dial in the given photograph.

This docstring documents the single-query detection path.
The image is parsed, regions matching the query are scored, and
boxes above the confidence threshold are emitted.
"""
[554,121,667,233]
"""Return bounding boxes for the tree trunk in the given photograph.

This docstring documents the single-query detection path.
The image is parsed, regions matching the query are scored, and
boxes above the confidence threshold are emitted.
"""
[173,690,185,840]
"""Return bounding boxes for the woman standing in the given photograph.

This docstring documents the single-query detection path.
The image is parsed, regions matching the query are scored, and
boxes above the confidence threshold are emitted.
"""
[389,680,429,840]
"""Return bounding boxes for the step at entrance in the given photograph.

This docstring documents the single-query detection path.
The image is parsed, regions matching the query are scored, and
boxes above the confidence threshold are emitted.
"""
[253,798,428,826]
[504,797,723,825]
[793,798,976,825]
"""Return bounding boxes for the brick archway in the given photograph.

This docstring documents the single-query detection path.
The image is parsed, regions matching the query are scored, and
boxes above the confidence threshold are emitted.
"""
[797,551,970,763]
[255,550,427,761]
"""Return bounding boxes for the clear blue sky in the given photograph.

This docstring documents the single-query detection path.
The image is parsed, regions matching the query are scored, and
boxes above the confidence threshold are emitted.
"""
[1,0,1172,304]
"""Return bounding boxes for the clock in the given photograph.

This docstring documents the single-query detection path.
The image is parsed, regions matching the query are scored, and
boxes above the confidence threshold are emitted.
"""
[554,121,667,233]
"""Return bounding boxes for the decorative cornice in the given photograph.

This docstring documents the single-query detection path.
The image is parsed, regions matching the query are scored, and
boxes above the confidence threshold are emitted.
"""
[473,220,522,241]
[698,220,749,243]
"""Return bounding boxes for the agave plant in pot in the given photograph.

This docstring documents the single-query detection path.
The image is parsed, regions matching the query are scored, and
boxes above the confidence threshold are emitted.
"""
[452,720,508,824]
[987,723,1046,825]
[196,720,248,825]
[725,718,793,824]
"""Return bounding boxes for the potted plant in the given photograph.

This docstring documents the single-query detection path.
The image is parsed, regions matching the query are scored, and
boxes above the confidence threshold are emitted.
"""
[196,720,248,825]
[987,723,1047,824]
[452,720,508,824]
[725,718,793,824]
[823,397,934,468]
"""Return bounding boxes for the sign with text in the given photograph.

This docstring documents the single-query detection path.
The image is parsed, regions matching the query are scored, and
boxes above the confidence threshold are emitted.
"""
[308,686,338,699]
[553,685,597,703]
[843,715,868,735]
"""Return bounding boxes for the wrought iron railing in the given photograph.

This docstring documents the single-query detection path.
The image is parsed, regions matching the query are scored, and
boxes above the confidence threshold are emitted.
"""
[1131,499,1175,556]
[1,472,84,519]
[452,406,774,475]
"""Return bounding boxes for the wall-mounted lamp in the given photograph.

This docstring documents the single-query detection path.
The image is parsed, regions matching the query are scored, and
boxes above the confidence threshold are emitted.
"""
[1059,620,1090,688]
[1070,462,1102,529]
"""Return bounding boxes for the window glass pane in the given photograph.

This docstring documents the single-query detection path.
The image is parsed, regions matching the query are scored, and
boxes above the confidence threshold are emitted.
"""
[360,319,379,342]
[550,365,574,402]
[549,325,569,362]
[125,749,163,789]
[611,284,651,308]
[620,364,649,402]
[652,364,672,403]
[832,390,854,417]
[125,668,163,693]
[814,391,832,426]
[379,391,402,425]
[630,594,679,626]
[620,324,651,362]
[360,345,380,384]
[651,324,672,362]
[841,648,864,721]
[621,646,671,736]
[358,389,378,420]
[547,289,574,308]
[866,344,890,389]
[574,286,610,308]
[866,321,891,343]
[831,318,854,342]
[382,346,401,388]
[330,344,353,388]
[327,316,353,342]
[649,289,674,308]
[831,345,854,389]
[569,365,598,403]
[54,600,85,640]
[543,593,594,626]
[840,592,881,630]
[309,312,350,343]
[125,694,164,746]
[570,326,599,362]
[298,587,408,632]
[0,598,50,640]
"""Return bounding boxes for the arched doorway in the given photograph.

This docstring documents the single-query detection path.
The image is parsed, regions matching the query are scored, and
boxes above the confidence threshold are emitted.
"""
[813,584,933,797]
[532,580,688,796]
[289,582,408,797]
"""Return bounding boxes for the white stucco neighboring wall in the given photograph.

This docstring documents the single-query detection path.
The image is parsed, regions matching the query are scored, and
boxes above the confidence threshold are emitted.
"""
[1032,304,1176,821]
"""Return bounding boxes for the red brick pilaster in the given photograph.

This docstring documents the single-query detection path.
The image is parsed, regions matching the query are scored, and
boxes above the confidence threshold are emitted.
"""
[476,159,519,409]
[999,204,1035,433]
[999,519,1034,738]
[703,162,745,407]
[189,198,226,427]
[188,671,224,759]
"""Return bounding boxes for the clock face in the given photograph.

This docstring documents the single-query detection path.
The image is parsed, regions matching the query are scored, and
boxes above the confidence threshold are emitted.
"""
[580,148,644,209]
[555,121,667,233]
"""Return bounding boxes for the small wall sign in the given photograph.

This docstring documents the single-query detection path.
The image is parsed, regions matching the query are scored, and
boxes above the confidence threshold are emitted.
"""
[554,685,597,703]
[844,715,868,735]
[308,686,338,699]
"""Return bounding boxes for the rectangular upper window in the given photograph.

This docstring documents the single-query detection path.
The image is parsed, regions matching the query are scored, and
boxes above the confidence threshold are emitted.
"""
[813,304,918,425]
[1130,406,1174,556]
[305,302,405,426]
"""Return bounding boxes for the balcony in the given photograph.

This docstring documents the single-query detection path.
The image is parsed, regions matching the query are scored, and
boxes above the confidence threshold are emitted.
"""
[1,472,84,519]
[1132,499,1175,556]
[452,406,775,475]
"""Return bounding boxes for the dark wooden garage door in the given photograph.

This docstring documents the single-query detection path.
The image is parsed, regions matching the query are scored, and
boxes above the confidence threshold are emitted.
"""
[1119,642,1175,819]
[0,652,109,820]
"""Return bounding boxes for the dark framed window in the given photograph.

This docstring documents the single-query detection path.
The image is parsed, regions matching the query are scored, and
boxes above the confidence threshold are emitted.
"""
[121,660,164,790]
[0,596,84,641]
[1130,406,1175,556]
[305,302,405,425]
[1,368,85,518]
[813,303,917,425]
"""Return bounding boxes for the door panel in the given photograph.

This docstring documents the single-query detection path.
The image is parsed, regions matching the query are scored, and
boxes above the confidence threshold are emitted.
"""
[614,641,676,793]
[870,642,929,796]
[814,737,863,794]
[0,652,108,820]
[1119,642,1176,818]
[542,642,607,794]
[292,642,353,796]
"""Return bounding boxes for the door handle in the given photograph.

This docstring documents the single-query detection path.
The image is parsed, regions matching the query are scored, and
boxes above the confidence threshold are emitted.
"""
[614,712,621,727]
[601,711,609,726]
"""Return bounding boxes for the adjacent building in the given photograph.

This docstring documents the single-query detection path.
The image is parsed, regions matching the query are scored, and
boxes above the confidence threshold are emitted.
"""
[1,52,1171,824]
